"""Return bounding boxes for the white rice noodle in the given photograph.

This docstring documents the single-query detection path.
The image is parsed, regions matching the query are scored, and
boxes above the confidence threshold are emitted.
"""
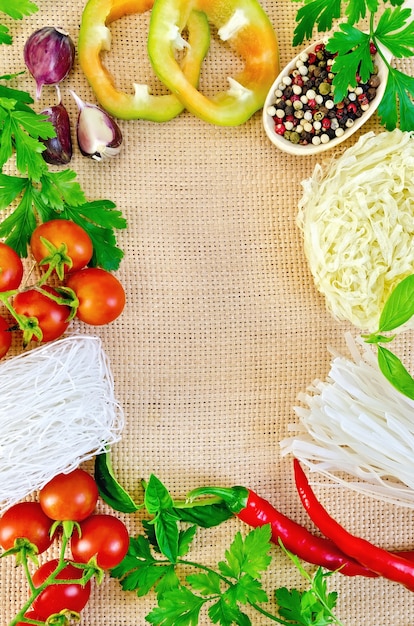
[280,334,414,508]
[298,128,414,331]
[0,334,124,513]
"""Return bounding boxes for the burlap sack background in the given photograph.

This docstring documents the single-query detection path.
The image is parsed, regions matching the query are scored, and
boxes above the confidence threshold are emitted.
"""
[1,1,414,624]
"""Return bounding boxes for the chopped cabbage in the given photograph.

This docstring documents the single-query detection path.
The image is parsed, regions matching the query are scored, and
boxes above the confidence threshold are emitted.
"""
[298,129,414,331]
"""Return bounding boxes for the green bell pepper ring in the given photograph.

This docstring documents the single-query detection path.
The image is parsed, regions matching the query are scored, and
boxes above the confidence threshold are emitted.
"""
[147,0,279,126]
[78,0,210,122]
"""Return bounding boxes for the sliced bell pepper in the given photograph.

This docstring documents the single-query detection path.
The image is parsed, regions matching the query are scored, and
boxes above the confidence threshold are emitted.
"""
[147,0,279,126]
[77,0,210,122]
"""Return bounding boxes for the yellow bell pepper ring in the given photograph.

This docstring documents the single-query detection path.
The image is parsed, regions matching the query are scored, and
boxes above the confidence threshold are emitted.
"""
[147,0,279,126]
[77,0,210,122]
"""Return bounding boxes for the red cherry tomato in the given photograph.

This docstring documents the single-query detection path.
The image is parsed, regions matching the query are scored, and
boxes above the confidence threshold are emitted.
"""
[66,267,125,325]
[30,219,93,274]
[39,468,99,522]
[13,285,71,342]
[32,559,91,620]
[0,242,24,291]
[0,502,54,554]
[0,315,12,358]
[71,514,129,569]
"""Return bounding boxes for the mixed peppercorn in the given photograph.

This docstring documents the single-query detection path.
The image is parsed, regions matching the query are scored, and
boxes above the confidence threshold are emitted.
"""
[266,42,380,146]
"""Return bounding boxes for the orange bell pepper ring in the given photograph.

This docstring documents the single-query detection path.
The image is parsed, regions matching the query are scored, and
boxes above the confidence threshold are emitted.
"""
[77,0,210,121]
[148,0,279,125]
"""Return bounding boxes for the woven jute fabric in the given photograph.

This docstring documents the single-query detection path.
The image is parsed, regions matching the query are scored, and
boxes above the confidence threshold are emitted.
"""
[1,1,414,624]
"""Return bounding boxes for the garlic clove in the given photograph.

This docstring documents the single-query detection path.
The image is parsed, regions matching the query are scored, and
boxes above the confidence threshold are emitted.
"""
[70,90,123,161]
[24,26,75,99]
[40,91,73,165]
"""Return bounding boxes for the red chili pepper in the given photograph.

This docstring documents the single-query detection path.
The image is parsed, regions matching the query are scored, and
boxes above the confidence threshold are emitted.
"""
[237,488,378,577]
[187,485,377,577]
[293,458,414,591]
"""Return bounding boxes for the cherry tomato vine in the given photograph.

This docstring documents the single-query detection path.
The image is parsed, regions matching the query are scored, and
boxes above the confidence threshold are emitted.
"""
[0,468,129,626]
[0,218,126,357]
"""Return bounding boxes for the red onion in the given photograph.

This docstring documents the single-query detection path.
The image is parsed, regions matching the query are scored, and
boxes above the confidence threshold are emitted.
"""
[70,90,123,161]
[40,95,73,165]
[24,26,75,99]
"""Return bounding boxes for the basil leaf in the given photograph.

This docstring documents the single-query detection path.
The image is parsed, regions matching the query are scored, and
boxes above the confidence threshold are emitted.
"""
[172,503,234,528]
[143,476,183,563]
[145,475,175,515]
[378,274,414,332]
[94,451,139,513]
[153,510,180,563]
[378,345,414,400]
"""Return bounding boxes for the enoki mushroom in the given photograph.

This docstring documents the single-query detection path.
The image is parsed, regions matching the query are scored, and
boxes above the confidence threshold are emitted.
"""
[281,334,414,508]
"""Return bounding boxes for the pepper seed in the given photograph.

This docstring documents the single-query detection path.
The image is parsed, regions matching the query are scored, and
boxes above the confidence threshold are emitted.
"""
[268,42,380,147]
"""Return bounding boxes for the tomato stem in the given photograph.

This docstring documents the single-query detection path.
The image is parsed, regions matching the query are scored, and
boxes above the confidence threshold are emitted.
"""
[0,290,43,344]
[21,546,37,595]
[9,530,70,625]
[36,237,73,284]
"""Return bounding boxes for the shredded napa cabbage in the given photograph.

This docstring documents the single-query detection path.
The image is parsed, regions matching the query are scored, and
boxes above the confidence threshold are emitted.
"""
[298,129,414,331]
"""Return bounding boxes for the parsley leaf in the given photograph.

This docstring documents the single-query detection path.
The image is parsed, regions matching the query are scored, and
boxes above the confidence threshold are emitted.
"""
[326,23,370,55]
[375,6,414,56]
[276,587,337,625]
[208,598,251,626]
[344,0,376,25]
[0,84,34,107]
[0,25,11,46]
[111,534,177,596]
[293,0,342,46]
[0,0,38,46]
[146,586,206,625]
[328,6,414,125]
[0,173,27,207]
[186,571,222,596]
[371,6,414,130]
[219,525,272,581]
[377,68,414,131]
[0,99,53,179]
[0,0,38,21]
[276,544,343,626]
[326,26,372,101]
[0,183,37,253]
[143,526,273,626]
[38,170,85,211]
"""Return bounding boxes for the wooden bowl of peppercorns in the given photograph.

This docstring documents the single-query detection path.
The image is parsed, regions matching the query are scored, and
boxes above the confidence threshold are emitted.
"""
[262,38,390,156]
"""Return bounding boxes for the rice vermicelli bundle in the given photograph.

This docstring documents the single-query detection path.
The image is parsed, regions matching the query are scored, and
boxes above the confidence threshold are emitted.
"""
[0,334,124,512]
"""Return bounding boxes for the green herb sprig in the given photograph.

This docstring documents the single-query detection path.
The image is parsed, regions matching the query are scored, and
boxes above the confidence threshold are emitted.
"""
[363,274,414,399]
[292,0,414,131]
[276,545,342,626]
[113,475,343,625]
[96,454,342,626]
